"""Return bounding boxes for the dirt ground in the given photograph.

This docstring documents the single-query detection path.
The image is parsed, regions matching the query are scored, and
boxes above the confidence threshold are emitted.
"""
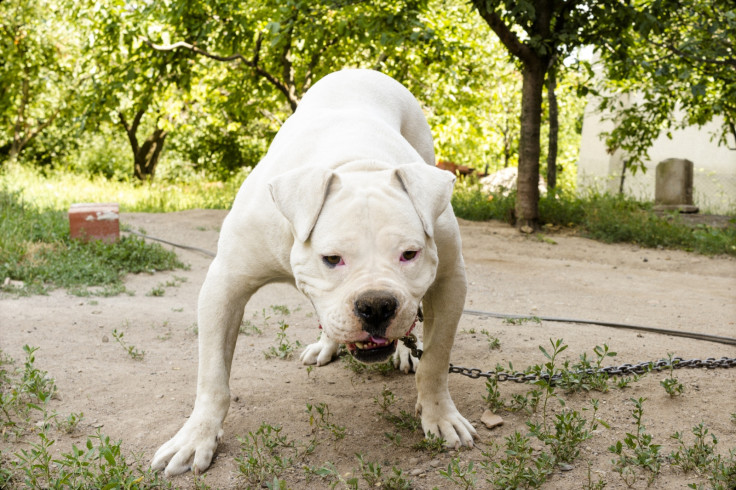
[1,210,735,489]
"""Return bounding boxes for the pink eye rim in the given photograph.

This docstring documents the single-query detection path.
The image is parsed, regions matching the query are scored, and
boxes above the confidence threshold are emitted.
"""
[400,250,419,262]
[322,255,345,268]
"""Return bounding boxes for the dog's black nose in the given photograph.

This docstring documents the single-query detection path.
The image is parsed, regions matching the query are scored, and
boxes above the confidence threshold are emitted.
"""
[354,291,398,335]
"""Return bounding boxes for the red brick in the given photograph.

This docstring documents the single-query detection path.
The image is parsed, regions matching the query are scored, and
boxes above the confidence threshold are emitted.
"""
[69,203,120,243]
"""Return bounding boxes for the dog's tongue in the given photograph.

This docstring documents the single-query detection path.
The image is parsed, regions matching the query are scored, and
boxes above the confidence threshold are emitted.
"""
[369,335,389,346]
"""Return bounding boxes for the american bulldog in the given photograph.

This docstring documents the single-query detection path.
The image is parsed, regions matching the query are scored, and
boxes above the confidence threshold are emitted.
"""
[152,69,476,476]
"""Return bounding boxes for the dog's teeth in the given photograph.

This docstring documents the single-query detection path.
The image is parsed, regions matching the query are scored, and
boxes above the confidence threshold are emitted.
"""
[355,342,364,349]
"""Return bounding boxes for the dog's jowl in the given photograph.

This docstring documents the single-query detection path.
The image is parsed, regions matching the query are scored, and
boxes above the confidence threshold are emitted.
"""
[151,69,477,476]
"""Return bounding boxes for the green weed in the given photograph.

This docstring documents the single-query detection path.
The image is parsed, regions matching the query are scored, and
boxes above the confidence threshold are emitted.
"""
[608,397,662,486]
[0,187,186,296]
[660,352,685,396]
[235,423,295,487]
[412,432,447,455]
[440,458,477,489]
[111,328,145,361]
[374,387,422,434]
[480,329,501,350]
[481,433,554,489]
[263,321,302,360]
[1,346,57,437]
[502,316,542,326]
[306,403,346,441]
[452,184,736,256]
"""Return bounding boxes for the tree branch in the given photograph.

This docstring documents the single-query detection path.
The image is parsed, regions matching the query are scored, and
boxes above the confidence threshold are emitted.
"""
[472,2,535,64]
[145,36,300,111]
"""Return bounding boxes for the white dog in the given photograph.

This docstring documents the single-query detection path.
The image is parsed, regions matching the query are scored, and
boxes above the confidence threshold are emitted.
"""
[152,69,477,476]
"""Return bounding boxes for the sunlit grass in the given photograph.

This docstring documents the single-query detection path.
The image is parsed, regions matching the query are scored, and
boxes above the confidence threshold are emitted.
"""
[0,163,245,212]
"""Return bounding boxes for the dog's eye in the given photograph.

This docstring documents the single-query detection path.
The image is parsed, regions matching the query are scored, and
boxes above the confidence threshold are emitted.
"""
[322,255,344,268]
[400,250,418,262]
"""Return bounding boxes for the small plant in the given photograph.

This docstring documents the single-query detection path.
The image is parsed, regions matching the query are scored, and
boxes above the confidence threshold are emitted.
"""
[660,352,684,396]
[374,388,422,433]
[412,431,446,455]
[559,344,618,393]
[111,328,145,360]
[355,454,412,490]
[270,304,291,316]
[670,423,736,489]
[239,319,263,336]
[263,321,301,360]
[583,461,607,490]
[235,423,295,486]
[306,403,346,440]
[480,329,501,350]
[483,377,505,412]
[439,458,477,489]
[14,426,166,488]
[146,284,166,296]
[502,316,542,326]
[529,400,602,464]
[609,397,662,486]
[481,432,554,489]
[55,411,83,434]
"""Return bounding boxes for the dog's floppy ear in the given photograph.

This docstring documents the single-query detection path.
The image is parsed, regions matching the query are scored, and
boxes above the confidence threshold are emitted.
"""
[268,166,334,242]
[395,162,456,237]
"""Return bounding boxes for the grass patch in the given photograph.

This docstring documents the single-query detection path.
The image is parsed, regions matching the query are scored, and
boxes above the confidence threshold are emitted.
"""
[452,182,736,256]
[0,187,185,295]
[0,163,242,212]
[0,347,167,488]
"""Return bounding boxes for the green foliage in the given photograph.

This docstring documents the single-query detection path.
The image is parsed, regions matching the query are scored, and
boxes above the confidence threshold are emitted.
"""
[1,346,57,437]
[13,429,169,489]
[111,328,145,361]
[0,185,185,295]
[453,184,736,256]
[306,402,346,441]
[481,433,554,489]
[235,423,295,487]
[608,397,662,486]
[0,0,82,161]
[440,458,478,489]
[597,0,736,170]
[263,321,302,360]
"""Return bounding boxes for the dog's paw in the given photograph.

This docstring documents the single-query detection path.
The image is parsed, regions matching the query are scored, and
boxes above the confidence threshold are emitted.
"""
[300,335,340,366]
[416,397,477,449]
[392,340,421,373]
[151,416,224,476]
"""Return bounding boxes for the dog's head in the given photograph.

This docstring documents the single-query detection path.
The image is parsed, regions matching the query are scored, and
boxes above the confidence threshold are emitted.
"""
[269,161,454,363]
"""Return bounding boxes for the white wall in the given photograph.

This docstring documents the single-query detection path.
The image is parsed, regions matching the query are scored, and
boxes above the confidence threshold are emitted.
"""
[578,97,736,213]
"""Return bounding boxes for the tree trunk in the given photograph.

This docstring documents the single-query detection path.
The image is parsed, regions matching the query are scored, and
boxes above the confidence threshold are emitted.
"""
[546,67,559,192]
[516,58,546,229]
[120,109,168,181]
[134,128,168,181]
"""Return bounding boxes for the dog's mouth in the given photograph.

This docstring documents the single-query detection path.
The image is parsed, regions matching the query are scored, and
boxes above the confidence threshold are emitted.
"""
[346,336,398,363]
[344,318,418,364]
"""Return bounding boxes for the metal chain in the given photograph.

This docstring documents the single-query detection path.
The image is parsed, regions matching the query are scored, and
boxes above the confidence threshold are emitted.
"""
[400,334,736,384]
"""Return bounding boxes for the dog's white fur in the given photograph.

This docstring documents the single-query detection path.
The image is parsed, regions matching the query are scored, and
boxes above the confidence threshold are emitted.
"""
[151,69,476,476]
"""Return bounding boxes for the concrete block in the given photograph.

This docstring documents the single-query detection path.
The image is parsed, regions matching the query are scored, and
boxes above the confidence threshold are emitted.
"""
[69,203,120,243]
[655,158,694,206]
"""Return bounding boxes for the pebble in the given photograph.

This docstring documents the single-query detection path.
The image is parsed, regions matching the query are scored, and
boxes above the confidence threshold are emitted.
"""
[481,410,504,429]
[410,468,424,476]
[102,335,109,343]
[559,463,574,471]
[429,459,441,468]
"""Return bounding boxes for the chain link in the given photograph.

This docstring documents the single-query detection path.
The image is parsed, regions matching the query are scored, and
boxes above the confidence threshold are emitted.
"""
[400,334,736,384]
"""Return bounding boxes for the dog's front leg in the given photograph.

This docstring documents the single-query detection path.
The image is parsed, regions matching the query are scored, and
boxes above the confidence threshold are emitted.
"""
[415,261,477,448]
[152,260,254,476]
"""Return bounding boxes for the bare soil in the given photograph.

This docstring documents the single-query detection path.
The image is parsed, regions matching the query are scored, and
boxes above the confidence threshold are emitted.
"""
[1,210,735,489]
